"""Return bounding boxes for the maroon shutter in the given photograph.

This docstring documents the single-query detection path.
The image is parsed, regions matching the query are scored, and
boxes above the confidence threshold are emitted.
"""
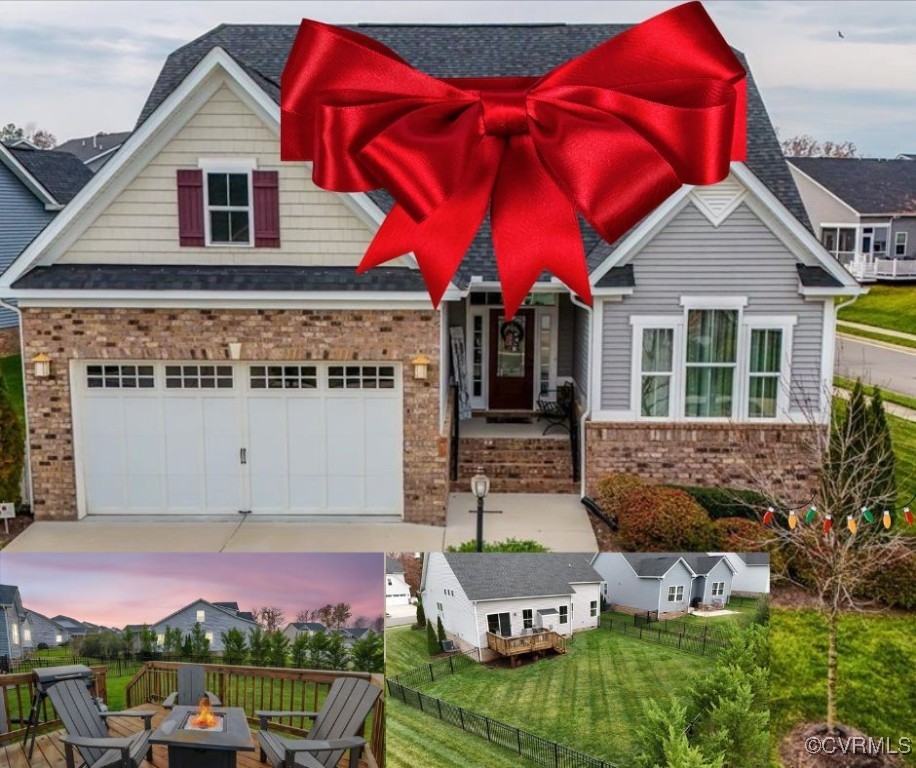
[176,169,205,246]
[252,170,280,248]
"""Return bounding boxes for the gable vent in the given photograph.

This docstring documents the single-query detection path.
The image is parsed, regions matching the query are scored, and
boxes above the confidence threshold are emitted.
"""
[690,175,746,226]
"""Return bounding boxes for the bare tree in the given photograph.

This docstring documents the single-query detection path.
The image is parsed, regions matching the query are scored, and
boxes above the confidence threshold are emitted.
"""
[732,384,912,736]
[315,603,335,627]
[780,133,857,158]
[254,606,286,632]
[331,602,352,629]
[0,122,57,148]
[295,609,311,623]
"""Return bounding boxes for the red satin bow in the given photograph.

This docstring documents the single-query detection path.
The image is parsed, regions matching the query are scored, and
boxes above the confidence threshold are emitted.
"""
[281,1,746,317]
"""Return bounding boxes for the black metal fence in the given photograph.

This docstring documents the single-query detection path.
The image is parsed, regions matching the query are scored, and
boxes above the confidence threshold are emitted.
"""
[388,678,618,768]
[603,616,730,658]
[5,652,208,677]
[390,650,477,689]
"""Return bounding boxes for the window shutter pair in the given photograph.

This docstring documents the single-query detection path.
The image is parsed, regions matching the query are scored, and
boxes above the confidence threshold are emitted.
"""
[176,169,280,247]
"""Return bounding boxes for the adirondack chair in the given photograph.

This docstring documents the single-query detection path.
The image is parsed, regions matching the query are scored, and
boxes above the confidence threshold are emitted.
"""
[162,665,222,709]
[256,677,381,768]
[46,678,156,768]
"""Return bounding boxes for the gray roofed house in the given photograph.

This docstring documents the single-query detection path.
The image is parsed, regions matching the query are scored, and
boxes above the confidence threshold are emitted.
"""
[442,553,603,601]
[50,615,92,637]
[150,598,261,653]
[56,131,131,173]
[787,157,916,281]
[23,609,69,649]
[0,584,27,660]
[0,20,861,529]
[282,621,327,643]
[711,552,771,595]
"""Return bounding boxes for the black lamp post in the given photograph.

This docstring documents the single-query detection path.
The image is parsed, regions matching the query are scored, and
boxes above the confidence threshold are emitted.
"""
[470,470,491,553]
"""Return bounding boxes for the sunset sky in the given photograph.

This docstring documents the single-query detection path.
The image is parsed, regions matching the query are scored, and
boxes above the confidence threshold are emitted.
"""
[2,1,915,157]
[0,553,383,627]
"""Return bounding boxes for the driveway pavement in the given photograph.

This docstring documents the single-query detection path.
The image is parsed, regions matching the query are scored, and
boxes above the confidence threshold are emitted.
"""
[836,334,916,400]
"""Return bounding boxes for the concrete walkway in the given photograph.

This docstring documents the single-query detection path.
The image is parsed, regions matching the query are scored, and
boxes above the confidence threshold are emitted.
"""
[4,494,599,553]
[837,320,916,344]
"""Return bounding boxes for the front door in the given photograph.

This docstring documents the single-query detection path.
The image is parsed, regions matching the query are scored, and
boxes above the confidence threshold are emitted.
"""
[488,309,534,410]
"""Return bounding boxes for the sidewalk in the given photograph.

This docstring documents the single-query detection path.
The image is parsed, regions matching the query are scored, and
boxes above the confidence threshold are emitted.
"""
[834,386,916,422]
[837,320,916,345]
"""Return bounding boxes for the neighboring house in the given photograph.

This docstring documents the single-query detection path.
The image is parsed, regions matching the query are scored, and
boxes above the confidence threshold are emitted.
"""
[386,556,412,608]
[0,25,861,527]
[710,552,770,595]
[338,627,375,646]
[0,143,93,354]
[56,131,132,173]
[788,157,916,281]
[421,553,602,661]
[23,609,69,649]
[0,585,26,660]
[282,621,326,643]
[212,602,257,622]
[593,553,736,617]
[50,615,92,638]
[151,598,261,652]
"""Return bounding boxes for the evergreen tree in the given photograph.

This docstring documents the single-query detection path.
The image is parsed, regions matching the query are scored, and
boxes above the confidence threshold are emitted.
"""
[180,634,193,658]
[220,628,248,665]
[436,616,446,645]
[349,632,383,673]
[266,630,290,668]
[248,627,267,666]
[138,625,157,657]
[323,631,350,670]
[415,596,426,629]
[290,633,310,668]
[307,631,330,669]
[122,626,136,657]
[0,376,24,506]
[426,621,439,655]
[188,623,211,662]
[868,387,896,507]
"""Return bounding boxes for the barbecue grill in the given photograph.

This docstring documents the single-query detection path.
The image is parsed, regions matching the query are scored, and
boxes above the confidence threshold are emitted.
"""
[23,665,94,758]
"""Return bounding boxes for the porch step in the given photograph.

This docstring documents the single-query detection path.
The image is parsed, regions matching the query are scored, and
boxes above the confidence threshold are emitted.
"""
[453,437,579,494]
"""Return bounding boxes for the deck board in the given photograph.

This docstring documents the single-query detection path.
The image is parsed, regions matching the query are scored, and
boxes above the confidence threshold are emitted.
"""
[2,705,371,768]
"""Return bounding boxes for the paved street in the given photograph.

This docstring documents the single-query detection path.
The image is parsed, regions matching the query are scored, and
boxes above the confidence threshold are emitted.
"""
[836,334,916,400]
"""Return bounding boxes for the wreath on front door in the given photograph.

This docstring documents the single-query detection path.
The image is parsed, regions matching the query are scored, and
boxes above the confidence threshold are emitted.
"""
[500,319,525,353]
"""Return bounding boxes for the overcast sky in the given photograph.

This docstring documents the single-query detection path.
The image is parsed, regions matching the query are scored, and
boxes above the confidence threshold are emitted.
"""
[2,1,914,157]
[0,553,383,626]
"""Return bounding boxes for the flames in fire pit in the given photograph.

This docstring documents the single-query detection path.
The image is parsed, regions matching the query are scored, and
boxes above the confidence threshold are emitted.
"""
[186,698,222,730]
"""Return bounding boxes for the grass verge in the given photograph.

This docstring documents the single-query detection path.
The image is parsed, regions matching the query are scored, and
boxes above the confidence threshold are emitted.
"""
[839,327,916,351]
[838,284,916,336]
[835,375,916,413]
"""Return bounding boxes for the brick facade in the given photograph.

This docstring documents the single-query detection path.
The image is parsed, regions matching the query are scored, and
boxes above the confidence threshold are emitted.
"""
[585,422,821,500]
[20,306,447,524]
[0,327,20,357]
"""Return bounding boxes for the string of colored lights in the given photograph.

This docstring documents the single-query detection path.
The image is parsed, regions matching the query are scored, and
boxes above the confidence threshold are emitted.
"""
[761,491,915,534]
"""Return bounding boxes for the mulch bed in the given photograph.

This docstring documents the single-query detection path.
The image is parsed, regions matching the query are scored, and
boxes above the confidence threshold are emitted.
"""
[780,723,904,767]
[0,513,32,549]
[588,514,622,551]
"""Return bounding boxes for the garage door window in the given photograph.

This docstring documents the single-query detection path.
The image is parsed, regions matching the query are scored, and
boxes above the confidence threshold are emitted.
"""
[250,365,317,389]
[165,365,234,389]
[87,364,155,389]
[328,364,396,389]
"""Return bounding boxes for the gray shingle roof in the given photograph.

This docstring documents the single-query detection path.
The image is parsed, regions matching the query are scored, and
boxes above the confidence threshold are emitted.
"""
[622,552,730,578]
[291,621,326,632]
[132,23,809,284]
[386,556,404,574]
[443,553,601,601]
[594,264,635,288]
[788,157,916,214]
[0,584,21,606]
[12,264,428,292]
[8,146,94,204]
[737,553,770,566]
[796,264,842,288]
[56,132,132,163]
[212,601,240,611]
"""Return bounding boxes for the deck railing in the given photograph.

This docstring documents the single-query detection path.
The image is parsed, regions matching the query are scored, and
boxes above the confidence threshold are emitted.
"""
[124,661,384,768]
[0,666,107,744]
[486,631,567,656]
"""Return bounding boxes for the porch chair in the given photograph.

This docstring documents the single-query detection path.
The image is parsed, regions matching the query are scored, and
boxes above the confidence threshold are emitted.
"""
[46,677,155,768]
[256,677,381,768]
[536,381,575,435]
[162,664,221,709]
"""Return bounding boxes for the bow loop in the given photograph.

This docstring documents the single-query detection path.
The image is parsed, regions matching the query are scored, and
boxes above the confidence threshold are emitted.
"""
[282,1,746,317]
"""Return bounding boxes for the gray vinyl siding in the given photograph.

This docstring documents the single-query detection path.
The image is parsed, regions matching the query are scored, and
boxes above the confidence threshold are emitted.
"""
[593,554,661,613]
[0,162,54,329]
[0,608,14,658]
[658,564,694,613]
[788,165,857,232]
[24,611,67,648]
[152,601,260,652]
[557,294,575,378]
[863,215,916,260]
[699,560,734,604]
[600,202,826,414]
[573,304,590,398]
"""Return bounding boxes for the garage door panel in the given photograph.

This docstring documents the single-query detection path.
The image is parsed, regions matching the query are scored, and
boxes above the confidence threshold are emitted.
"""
[327,432,365,477]
[289,475,326,509]
[126,475,163,509]
[368,475,401,510]
[166,473,202,509]
[327,475,366,510]
[86,477,126,510]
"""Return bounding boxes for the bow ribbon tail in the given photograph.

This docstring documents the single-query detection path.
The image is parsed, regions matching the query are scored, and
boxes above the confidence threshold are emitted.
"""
[491,136,592,319]
[357,137,504,306]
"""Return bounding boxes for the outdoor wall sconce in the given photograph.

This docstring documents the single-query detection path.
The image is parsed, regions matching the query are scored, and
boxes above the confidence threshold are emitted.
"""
[411,354,431,380]
[31,353,51,378]
[228,342,242,361]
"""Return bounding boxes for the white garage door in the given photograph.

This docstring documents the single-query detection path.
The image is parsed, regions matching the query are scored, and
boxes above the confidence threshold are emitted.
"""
[75,362,403,516]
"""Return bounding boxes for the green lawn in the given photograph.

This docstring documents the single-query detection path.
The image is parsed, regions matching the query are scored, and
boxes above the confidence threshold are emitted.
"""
[0,354,24,423]
[835,375,916,413]
[770,607,916,766]
[839,326,916,351]
[385,626,431,676]
[889,412,916,508]
[414,629,705,765]
[838,284,916,336]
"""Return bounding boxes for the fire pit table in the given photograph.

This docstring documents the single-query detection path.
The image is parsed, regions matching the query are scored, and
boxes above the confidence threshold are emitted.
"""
[150,704,254,768]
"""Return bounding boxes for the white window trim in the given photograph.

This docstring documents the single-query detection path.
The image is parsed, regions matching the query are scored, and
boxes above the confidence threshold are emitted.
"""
[558,605,569,624]
[667,585,684,602]
[711,581,725,597]
[11,622,19,644]
[895,231,908,256]
[198,158,257,248]
[629,316,683,421]
[742,316,796,422]
[196,610,206,623]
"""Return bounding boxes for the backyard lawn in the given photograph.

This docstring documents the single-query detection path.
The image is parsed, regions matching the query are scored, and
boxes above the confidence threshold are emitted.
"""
[838,284,916,336]
[770,607,916,766]
[414,629,706,765]
[385,625,430,677]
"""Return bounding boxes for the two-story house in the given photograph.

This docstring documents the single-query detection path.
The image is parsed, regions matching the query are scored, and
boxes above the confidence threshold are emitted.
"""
[151,598,261,652]
[0,24,861,531]
[22,608,69,649]
[788,157,916,281]
[56,131,132,174]
[0,584,27,660]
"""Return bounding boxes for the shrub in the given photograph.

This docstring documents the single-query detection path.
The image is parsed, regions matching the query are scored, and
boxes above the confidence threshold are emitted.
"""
[857,542,916,610]
[673,485,771,521]
[37,642,49,651]
[594,473,647,521]
[713,517,787,578]
[618,486,719,551]
[0,376,24,506]
[426,621,439,655]
[414,596,426,629]
[447,538,548,552]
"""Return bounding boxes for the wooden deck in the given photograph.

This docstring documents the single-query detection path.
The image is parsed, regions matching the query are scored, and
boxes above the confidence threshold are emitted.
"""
[0,704,374,768]
[486,631,567,665]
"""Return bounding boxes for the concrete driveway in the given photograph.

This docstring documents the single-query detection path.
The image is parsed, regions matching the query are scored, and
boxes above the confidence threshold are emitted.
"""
[837,334,916,399]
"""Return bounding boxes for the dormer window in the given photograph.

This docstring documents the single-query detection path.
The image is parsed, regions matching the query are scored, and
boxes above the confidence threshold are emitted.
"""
[206,171,251,245]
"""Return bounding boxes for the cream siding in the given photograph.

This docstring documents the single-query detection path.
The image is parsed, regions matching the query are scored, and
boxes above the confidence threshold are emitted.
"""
[570,583,602,633]
[386,573,412,606]
[60,82,381,267]
[422,553,480,650]
[472,595,575,646]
